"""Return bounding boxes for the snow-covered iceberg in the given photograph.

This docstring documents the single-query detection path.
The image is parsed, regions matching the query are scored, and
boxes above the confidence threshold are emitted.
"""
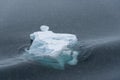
[25,25,79,69]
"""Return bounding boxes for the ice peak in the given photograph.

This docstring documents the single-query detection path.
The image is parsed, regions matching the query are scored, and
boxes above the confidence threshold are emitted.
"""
[40,25,49,32]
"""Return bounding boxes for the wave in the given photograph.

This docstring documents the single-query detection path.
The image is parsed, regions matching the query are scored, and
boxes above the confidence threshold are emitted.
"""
[0,36,119,69]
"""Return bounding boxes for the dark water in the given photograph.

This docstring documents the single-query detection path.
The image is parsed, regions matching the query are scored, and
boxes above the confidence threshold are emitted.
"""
[0,0,120,80]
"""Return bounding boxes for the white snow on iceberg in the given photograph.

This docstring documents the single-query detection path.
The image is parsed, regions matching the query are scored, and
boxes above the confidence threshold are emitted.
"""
[25,25,79,69]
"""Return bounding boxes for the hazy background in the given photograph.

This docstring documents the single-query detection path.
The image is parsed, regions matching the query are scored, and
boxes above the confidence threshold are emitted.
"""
[0,0,120,80]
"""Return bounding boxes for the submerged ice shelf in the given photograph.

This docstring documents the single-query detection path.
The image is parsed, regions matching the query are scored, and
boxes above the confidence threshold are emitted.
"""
[25,25,79,69]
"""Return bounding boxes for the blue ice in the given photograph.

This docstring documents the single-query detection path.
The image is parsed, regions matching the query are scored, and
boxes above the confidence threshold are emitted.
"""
[25,25,79,69]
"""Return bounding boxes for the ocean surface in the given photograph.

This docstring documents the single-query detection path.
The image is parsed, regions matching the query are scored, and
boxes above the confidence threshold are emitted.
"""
[0,0,120,80]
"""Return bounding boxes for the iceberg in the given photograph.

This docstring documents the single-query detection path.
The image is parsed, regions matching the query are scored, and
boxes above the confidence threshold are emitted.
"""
[25,25,79,69]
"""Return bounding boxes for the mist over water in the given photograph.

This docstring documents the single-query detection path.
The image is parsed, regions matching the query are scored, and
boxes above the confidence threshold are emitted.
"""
[0,0,120,80]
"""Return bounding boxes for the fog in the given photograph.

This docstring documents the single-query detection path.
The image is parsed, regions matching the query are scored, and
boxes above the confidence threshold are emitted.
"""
[0,0,120,80]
